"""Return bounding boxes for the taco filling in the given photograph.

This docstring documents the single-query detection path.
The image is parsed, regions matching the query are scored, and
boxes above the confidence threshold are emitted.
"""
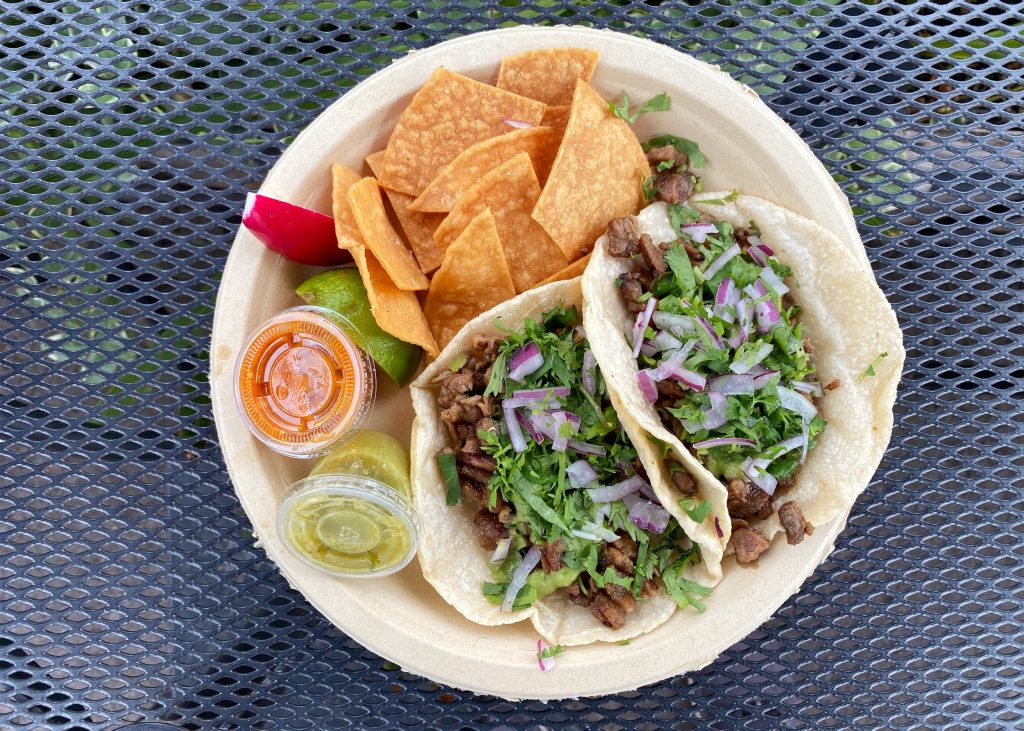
[431,305,710,629]
[604,137,829,563]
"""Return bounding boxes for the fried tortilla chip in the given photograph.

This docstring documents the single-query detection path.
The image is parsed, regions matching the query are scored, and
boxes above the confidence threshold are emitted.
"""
[431,153,568,293]
[537,252,591,286]
[532,80,651,260]
[330,163,364,249]
[423,208,516,349]
[349,244,438,358]
[409,126,559,213]
[497,48,599,106]
[347,177,429,290]
[540,104,571,132]
[378,68,546,197]
[365,150,444,273]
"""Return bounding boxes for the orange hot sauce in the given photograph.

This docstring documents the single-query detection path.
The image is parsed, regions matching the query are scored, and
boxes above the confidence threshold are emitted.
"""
[234,307,375,457]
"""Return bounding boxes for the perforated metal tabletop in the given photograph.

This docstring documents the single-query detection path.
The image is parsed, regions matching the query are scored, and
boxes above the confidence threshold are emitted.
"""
[1,2,1022,729]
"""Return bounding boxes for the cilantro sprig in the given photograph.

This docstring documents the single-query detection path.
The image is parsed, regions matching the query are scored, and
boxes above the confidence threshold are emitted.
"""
[609,91,671,124]
[856,352,889,382]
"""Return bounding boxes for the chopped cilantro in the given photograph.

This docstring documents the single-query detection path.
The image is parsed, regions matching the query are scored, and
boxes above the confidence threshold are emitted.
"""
[695,190,739,206]
[662,571,712,613]
[856,352,889,382]
[609,91,671,124]
[664,243,697,299]
[539,643,565,660]
[643,134,708,169]
[642,175,657,203]
[437,451,461,506]
[667,203,700,233]
[617,640,631,646]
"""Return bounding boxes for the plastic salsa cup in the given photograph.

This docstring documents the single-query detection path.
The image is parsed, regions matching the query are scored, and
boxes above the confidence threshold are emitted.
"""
[234,305,375,458]
[276,430,420,578]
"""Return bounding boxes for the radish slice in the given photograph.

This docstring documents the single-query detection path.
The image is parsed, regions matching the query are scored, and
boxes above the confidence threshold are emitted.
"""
[242,192,349,266]
[502,547,541,612]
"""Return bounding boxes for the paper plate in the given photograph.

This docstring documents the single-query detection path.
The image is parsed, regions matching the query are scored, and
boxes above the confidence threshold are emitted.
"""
[210,26,861,700]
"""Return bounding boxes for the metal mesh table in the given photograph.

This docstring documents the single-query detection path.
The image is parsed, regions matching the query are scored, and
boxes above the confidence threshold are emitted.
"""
[2,2,1021,729]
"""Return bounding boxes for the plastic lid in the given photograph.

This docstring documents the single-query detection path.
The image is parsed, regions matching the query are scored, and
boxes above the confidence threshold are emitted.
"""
[234,306,375,458]
[276,474,420,579]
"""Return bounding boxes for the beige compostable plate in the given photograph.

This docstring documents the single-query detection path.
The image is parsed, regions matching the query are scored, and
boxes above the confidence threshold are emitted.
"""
[210,26,863,701]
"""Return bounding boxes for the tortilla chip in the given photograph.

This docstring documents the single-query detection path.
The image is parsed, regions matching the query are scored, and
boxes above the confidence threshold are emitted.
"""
[350,244,438,358]
[532,80,651,260]
[365,150,444,273]
[331,163,364,249]
[537,252,591,286]
[409,126,560,213]
[431,153,568,293]
[423,208,516,349]
[497,48,599,106]
[378,68,546,197]
[541,104,571,132]
[347,177,429,291]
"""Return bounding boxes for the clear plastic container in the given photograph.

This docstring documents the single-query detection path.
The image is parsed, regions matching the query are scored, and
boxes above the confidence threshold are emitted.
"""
[234,306,375,458]
[276,431,420,578]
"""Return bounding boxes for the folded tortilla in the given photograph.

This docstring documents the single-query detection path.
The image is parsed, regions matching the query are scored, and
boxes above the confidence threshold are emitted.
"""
[582,193,905,570]
[410,277,715,645]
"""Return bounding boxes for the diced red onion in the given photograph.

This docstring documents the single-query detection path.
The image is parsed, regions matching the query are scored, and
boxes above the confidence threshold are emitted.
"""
[743,280,768,300]
[490,537,511,563]
[747,243,768,266]
[631,297,658,358]
[622,493,670,533]
[587,475,647,503]
[640,342,657,358]
[502,386,570,409]
[751,369,780,389]
[567,439,606,456]
[669,368,707,391]
[702,243,740,281]
[693,313,725,349]
[778,386,818,422]
[502,546,541,612]
[582,350,598,396]
[567,460,599,488]
[504,118,533,129]
[652,311,696,335]
[742,457,777,496]
[638,369,658,404]
[759,266,789,296]
[755,300,780,332]
[791,380,825,397]
[714,278,740,323]
[551,412,570,452]
[594,502,611,525]
[693,436,757,449]
[681,222,718,244]
[765,434,806,461]
[517,410,543,443]
[503,406,527,454]
[650,341,697,381]
[730,341,773,374]
[650,330,683,353]
[709,374,755,396]
[801,422,810,464]
[508,342,543,382]
[702,391,728,430]
[715,516,723,537]
[537,639,556,672]
[572,522,619,543]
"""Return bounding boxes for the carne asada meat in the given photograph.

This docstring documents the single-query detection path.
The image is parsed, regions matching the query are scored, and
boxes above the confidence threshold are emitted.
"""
[639,233,667,273]
[540,539,566,574]
[778,501,813,546]
[652,171,694,204]
[617,271,648,313]
[670,467,699,498]
[732,526,771,565]
[727,478,774,521]
[606,215,641,257]
[473,509,509,551]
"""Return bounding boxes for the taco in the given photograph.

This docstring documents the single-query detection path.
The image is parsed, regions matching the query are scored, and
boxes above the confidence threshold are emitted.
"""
[410,278,719,645]
[582,189,904,570]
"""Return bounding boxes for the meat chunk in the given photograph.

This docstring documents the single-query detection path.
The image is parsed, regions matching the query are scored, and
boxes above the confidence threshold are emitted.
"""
[639,233,667,273]
[617,272,647,313]
[469,333,499,368]
[611,534,638,563]
[473,509,509,550]
[653,172,694,204]
[460,450,497,472]
[656,378,687,400]
[778,501,813,546]
[606,216,641,257]
[590,592,626,630]
[670,468,699,498]
[460,479,488,505]
[603,583,636,614]
[684,241,704,263]
[732,526,771,565]
[599,544,635,576]
[540,539,566,574]
[437,370,474,407]
[645,143,681,168]
[825,378,841,391]
[727,478,774,521]
[457,463,493,486]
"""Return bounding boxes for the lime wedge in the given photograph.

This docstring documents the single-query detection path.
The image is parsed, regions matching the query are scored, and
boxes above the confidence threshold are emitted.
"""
[296,268,422,386]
